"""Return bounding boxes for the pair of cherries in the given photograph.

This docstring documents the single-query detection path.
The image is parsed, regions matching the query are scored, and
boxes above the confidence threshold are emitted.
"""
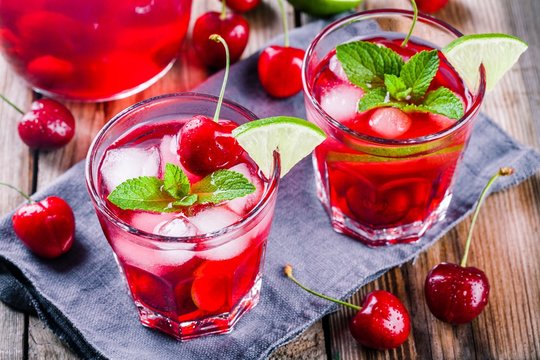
[285,168,512,350]
[193,0,304,98]
[0,96,76,258]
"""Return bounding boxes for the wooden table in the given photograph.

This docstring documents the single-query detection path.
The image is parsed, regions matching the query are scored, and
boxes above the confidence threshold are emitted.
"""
[1,0,538,358]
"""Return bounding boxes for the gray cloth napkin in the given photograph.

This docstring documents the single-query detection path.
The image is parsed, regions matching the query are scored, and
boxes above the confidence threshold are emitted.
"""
[1,18,540,360]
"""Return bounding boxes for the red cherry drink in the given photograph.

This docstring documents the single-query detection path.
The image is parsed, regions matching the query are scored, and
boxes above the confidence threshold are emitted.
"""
[86,94,279,340]
[303,11,485,246]
[0,0,191,101]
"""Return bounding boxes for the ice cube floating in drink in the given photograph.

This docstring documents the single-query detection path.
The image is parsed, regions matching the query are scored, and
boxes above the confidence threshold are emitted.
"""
[86,93,280,340]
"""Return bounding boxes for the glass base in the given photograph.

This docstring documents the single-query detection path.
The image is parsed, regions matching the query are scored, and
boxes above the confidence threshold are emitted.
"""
[136,276,262,341]
[32,58,176,103]
[316,172,452,246]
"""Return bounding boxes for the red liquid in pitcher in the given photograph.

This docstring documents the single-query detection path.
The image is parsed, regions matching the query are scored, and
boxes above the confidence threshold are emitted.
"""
[0,0,191,100]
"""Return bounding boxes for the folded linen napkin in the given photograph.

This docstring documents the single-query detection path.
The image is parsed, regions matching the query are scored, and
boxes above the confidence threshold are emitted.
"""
[1,18,539,360]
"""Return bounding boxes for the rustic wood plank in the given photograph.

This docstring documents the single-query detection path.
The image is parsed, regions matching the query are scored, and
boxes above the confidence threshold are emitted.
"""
[326,0,540,359]
[0,54,34,359]
[269,322,327,360]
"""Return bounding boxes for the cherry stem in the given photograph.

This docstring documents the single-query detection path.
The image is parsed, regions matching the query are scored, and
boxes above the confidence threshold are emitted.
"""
[277,0,289,47]
[0,182,33,202]
[220,0,227,20]
[284,265,361,311]
[0,94,24,115]
[401,0,418,48]
[460,167,514,267]
[209,34,230,123]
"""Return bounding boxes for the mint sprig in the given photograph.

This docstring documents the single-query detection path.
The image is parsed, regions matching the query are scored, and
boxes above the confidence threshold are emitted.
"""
[107,163,255,213]
[336,42,464,120]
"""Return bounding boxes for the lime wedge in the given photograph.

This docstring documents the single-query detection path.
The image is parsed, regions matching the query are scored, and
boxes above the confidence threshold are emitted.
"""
[232,117,326,178]
[442,33,527,91]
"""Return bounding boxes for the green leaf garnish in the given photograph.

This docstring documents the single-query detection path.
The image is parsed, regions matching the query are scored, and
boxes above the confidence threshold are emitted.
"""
[191,170,256,204]
[107,163,255,213]
[336,41,404,91]
[107,176,176,213]
[337,41,465,120]
[400,50,439,100]
[163,163,190,198]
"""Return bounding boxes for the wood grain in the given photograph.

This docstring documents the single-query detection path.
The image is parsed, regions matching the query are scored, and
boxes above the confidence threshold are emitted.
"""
[0,0,538,359]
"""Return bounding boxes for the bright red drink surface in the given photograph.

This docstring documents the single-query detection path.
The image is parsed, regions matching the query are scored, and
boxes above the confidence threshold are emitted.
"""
[0,0,191,100]
[96,118,272,338]
[310,36,474,243]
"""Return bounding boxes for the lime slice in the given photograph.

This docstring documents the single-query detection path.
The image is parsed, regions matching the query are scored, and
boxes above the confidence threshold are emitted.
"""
[232,117,326,178]
[442,33,528,91]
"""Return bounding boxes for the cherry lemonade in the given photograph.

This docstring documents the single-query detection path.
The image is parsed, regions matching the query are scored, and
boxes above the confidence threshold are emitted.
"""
[0,0,191,100]
[88,94,278,340]
[306,32,481,245]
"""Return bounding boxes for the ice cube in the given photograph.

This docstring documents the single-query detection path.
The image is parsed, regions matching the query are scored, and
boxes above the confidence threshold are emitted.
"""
[321,84,364,122]
[198,233,251,261]
[189,206,241,234]
[112,235,195,271]
[101,147,160,192]
[329,54,348,82]
[159,134,179,170]
[368,108,412,139]
[154,214,199,237]
[130,212,177,234]
[226,163,264,216]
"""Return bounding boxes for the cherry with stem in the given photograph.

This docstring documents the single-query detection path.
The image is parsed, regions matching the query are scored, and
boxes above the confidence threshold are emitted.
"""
[0,182,75,258]
[178,34,244,176]
[0,94,75,150]
[284,264,410,350]
[257,0,305,98]
[222,0,261,13]
[424,167,514,324]
[192,0,249,69]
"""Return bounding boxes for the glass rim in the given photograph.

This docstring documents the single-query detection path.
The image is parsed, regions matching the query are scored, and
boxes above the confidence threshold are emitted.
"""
[85,92,281,244]
[301,9,487,145]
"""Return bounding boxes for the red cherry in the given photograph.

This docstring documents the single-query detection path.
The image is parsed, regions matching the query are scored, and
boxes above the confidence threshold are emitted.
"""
[424,263,489,324]
[423,168,513,324]
[350,290,411,350]
[177,115,243,176]
[17,99,75,150]
[258,45,305,98]
[223,0,261,12]
[192,12,249,69]
[12,196,75,258]
[416,0,449,13]
[284,265,410,350]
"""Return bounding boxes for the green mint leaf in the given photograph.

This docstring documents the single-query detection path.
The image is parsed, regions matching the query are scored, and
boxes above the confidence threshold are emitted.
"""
[384,74,411,101]
[336,41,404,91]
[107,176,177,213]
[358,88,388,112]
[163,163,190,198]
[400,50,439,100]
[173,194,198,206]
[421,87,464,120]
[191,170,256,204]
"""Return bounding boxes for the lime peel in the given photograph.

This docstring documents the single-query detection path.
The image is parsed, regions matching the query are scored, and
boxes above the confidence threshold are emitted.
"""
[442,33,528,91]
[233,117,326,178]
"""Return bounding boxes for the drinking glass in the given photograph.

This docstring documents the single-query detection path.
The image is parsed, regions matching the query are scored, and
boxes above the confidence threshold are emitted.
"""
[86,93,280,340]
[302,10,486,246]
